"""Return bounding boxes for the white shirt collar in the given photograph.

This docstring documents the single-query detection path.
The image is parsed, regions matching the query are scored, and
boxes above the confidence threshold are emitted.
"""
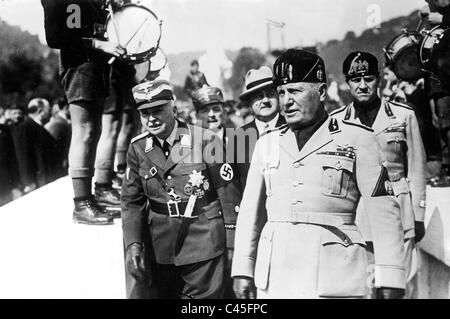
[30,115,42,126]
[156,120,178,147]
[254,113,280,135]
[57,111,71,124]
[216,127,224,140]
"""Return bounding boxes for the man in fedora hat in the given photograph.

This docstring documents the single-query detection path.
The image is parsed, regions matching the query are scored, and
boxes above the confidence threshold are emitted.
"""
[236,66,286,191]
[121,79,241,298]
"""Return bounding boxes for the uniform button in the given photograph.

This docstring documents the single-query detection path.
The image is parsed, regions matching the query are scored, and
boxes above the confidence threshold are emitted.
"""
[144,175,149,179]
[167,175,172,180]
[336,162,342,169]
[219,210,222,216]
[234,205,240,213]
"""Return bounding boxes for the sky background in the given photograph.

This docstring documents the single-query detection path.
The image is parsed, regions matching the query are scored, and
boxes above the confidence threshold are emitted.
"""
[0,0,426,54]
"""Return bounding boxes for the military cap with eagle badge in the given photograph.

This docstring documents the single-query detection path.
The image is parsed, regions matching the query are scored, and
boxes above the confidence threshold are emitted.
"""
[132,79,174,110]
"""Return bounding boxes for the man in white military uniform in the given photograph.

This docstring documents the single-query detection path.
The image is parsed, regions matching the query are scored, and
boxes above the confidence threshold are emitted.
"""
[332,51,427,297]
[232,49,406,299]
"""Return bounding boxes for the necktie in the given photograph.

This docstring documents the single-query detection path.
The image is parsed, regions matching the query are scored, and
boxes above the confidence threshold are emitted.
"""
[162,140,171,158]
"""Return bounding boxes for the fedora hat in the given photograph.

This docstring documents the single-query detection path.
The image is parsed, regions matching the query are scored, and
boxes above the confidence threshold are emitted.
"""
[239,66,275,100]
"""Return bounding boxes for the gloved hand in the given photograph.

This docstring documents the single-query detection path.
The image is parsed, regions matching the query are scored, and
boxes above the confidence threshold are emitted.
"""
[126,243,148,282]
[233,276,256,299]
[415,221,426,243]
[376,287,405,299]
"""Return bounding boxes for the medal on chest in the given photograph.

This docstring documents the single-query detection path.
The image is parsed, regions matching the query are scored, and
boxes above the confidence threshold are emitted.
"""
[184,170,207,218]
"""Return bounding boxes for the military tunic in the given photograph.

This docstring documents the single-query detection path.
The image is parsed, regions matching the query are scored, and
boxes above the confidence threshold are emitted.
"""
[231,117,406,298]
[332,101,427,240]
[121,121,241,298]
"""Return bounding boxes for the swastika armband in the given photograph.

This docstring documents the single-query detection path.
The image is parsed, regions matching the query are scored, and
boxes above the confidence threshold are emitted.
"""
[209,163,235,188]
[372,166,395,197]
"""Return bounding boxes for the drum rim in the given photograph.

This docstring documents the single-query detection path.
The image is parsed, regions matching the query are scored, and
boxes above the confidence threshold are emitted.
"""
[134,47,168,83]
[105,3,163,64]
[149,47,168,72]
[420,25,449,67]
[384,30,422,64]
[107,3,160,23]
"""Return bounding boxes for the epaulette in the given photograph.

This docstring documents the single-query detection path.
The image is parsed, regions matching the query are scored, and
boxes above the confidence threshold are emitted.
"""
[342,120,374,132]
[131,131,150,144]
[389,100,413,111]
[329,105,348,117]
[261,124,289,137]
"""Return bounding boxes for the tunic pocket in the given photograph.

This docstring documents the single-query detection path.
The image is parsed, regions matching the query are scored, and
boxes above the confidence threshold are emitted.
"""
[320,156,354,198]
[254,225,274,290]
[317,227,368,298]
[385,132,407,163]
[138,168,157,197]
[261,158,280,197]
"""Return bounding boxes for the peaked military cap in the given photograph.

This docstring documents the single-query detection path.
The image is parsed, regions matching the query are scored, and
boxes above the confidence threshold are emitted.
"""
[191,86,224,111]
[132,79,174,110]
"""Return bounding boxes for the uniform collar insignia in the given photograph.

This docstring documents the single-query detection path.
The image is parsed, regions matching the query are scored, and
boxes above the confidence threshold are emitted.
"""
[145,137,154,153]
[180,134,192,148]
[176,122,192,148]
[384,102,395,119]
[328,118,341,134]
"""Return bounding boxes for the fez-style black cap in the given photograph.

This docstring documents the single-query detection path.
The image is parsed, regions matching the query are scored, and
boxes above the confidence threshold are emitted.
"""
[273,49,326,86]
[343,51,380,81]
[191,86,224,111]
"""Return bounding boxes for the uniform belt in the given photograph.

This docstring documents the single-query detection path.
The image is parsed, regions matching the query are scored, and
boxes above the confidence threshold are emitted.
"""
[149,197,219,218]
[267,212,355,228]
[391,177,410,195]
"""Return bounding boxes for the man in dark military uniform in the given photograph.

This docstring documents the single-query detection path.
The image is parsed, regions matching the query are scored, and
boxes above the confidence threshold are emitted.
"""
[121,80,241,299]
[191,86,231,143]
[191,86,243,298]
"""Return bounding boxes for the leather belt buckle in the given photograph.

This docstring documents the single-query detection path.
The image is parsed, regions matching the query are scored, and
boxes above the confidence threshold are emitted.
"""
[167,200,180,217]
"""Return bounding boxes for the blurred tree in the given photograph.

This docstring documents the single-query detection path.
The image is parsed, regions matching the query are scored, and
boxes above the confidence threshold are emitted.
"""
[0,53,42,95]
[173,84,189,103]
[0,18,64,106]
[225,47,266,99]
